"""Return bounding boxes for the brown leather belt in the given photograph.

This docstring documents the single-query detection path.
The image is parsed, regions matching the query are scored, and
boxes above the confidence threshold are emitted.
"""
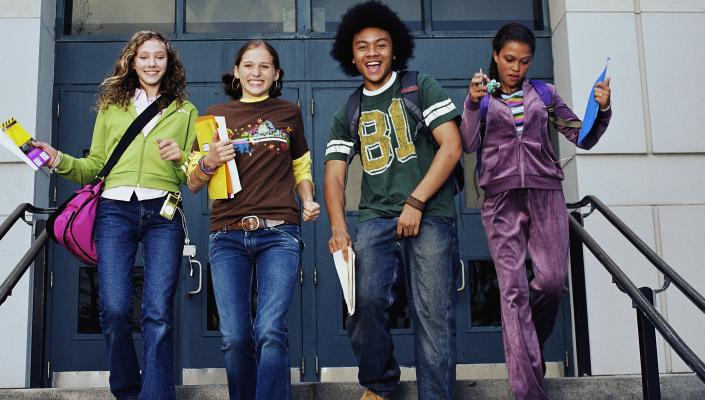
[225,215,286,232]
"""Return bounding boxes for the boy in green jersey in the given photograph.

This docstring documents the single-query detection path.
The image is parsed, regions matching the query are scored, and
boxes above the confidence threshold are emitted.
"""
[323,2,463,399]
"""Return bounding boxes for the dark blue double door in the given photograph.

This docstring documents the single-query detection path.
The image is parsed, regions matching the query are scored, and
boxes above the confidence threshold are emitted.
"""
[47,78,573,385]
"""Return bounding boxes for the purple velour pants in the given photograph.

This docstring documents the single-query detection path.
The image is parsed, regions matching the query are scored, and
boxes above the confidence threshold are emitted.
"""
[481,189,569,400]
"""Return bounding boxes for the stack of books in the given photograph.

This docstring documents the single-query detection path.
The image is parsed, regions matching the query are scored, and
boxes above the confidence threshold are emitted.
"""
[194,115,242,199]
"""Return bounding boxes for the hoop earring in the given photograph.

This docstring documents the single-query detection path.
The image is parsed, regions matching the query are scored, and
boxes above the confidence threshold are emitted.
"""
[270,80,281,95]
[231,77,241,92]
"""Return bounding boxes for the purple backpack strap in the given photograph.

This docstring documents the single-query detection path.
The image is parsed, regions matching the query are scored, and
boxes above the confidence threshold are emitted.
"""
[476,94,491,176]
[529,79,553,109]
[479,93,490,122]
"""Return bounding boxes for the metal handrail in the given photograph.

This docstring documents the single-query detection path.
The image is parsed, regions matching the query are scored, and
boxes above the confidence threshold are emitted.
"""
[0,203,55,307]
[568,195,705,314]
[568,215,705,380]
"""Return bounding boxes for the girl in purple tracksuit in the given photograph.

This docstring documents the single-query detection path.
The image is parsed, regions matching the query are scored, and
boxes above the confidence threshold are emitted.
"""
[460,23,612,400]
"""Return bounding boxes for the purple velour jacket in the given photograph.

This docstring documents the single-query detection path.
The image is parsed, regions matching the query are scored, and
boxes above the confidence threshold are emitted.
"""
[460,79,612,197]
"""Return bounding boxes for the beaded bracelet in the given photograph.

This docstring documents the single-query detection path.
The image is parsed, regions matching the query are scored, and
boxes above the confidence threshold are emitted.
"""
[198,156,216,175]
[49,151,63,173]
[193,166,211,182]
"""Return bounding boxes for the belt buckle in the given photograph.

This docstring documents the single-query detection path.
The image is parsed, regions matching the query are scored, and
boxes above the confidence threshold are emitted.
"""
[241,215,260,231]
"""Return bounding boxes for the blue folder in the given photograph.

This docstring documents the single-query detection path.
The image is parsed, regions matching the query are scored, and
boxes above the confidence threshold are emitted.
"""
[578,59,609,145]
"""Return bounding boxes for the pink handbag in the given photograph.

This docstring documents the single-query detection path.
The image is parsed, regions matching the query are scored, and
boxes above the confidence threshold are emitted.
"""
[47,179,103,265]
[46,100,160,265]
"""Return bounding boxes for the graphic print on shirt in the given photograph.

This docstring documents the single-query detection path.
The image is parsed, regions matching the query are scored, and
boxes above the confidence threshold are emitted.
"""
[229,118,291,156]
[359,98,416,175]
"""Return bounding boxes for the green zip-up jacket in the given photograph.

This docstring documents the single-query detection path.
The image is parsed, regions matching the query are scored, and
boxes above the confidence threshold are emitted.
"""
[57,99,198,192]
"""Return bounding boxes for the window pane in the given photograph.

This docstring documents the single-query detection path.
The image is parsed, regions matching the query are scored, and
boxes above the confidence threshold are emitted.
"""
[463,152,484,209]
[64,0,174,35]
[78,267,144,334]
[432,0,543,31]
[341,265,411,330]
[186,0,296,33]
[311,0,422,33]
[468,259,534,328]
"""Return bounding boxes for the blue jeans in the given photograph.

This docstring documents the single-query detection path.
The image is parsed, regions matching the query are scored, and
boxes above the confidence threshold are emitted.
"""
[209,224,302,400]
[95,196,184,400]
[348,216,459,399]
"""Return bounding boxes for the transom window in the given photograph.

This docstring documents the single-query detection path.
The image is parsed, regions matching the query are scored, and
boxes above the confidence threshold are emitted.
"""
[62,0,546,36]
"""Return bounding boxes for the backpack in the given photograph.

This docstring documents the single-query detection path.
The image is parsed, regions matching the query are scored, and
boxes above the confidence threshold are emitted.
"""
[345,70,464,195]
[476,79,581,177]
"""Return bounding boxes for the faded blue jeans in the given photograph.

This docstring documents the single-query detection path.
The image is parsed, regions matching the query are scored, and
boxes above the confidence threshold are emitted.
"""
[348,216,459,399]
[209,224,302,400]
[95,196,184,400]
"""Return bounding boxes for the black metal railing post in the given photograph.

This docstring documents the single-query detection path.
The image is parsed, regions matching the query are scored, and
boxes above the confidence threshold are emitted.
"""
[29,220,50,388]
[636,286,661,400]
[569,211,592,377]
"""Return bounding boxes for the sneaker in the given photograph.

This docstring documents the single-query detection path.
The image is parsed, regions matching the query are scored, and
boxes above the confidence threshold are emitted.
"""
[360,389,388,400]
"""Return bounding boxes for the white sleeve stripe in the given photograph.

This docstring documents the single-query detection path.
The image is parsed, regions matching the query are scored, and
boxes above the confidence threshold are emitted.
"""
[422,99,453,118]
[325,145,352,156]
[327,139,354,147]
[424,103,457,126]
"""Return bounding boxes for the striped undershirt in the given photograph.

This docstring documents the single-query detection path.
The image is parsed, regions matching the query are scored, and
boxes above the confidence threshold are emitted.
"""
[501,90,524,137]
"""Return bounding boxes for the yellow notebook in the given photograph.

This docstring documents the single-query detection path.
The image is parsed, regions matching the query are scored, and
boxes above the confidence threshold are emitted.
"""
[194,115,241,199]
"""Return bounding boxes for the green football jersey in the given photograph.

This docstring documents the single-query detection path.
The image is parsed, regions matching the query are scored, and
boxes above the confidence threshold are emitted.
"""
[325,72,459,222]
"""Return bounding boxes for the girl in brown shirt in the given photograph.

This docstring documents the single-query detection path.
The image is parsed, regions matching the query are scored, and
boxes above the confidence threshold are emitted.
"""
[187,40,319,400]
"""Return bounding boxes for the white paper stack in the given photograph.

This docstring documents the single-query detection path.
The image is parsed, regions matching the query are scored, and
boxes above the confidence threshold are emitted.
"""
[214,116,242,195]
[333,247,356,316]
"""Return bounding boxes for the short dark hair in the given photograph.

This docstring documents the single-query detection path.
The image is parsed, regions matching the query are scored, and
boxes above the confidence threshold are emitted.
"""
[331,1,414,77]
[488,22,536,81]
[222,39,284,100]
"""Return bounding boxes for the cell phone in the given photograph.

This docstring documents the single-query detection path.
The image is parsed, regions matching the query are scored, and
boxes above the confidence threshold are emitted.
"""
[160,192,182,220]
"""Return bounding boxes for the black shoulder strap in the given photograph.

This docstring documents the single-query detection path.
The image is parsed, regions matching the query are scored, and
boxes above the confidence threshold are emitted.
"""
[399,70,427,138]
[95,99,161,179]
[345,84,364,165]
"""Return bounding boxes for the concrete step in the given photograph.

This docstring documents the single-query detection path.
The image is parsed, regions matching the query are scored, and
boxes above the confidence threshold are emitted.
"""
[1,374,703,399]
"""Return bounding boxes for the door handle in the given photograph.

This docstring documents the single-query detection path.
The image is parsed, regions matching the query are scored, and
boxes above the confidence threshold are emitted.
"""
[187,258,202,295]
[457,259,466,292]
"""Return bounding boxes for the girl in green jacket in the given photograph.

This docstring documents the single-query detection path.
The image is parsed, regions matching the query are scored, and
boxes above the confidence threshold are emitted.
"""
[36,31,197,400]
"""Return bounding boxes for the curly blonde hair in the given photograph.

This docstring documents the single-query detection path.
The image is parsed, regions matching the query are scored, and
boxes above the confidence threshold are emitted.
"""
[97,31,187,110]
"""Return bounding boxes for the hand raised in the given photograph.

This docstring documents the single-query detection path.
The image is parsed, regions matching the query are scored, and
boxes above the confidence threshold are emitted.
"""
[594,76,612,109]
[468,71,490,103]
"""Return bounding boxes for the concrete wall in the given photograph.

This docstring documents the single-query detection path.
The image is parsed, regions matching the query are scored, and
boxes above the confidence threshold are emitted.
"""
[550,0,705,375]
[0,0,55,388]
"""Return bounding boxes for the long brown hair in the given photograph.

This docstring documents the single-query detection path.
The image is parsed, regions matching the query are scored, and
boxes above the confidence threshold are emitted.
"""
[97,31,187,110]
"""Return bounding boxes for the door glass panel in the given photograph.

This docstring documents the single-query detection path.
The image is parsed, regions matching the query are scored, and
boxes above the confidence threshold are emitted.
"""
[344,155,362,211]
[341,268,411,330]
[63,0,175,35]
[206,264,220,331]
[468,259,533,328]
[186,0,296,33]
[311,0,422,33]
[431,0,544,31]
[77,267,144,334]
[463,152,484,209]
[205,263,258,332]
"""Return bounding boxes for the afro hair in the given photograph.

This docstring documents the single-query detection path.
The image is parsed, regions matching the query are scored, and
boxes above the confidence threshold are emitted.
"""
[331,1,414,77]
